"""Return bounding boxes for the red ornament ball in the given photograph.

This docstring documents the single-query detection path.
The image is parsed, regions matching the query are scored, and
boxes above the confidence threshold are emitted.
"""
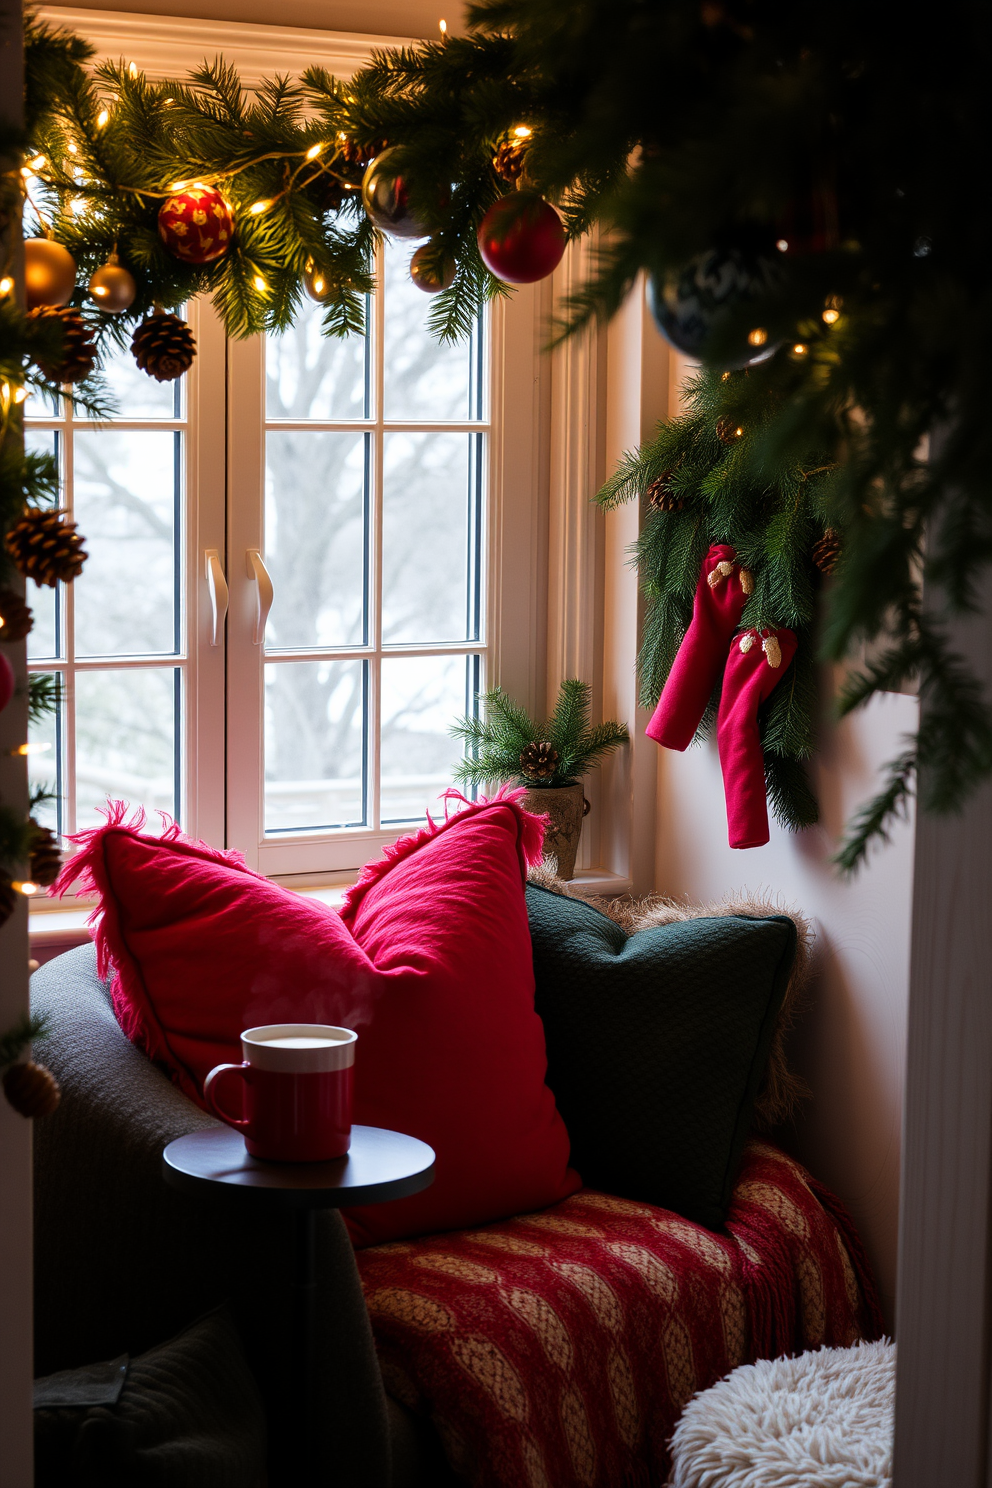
[477,193,566,285]
[157,183,235,265]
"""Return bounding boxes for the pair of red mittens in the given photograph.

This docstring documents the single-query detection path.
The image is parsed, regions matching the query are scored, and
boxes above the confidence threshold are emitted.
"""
[645,544,796,849]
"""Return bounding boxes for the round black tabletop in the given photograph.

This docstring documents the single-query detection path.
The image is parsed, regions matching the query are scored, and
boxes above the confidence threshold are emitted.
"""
[162,1123,435,1209]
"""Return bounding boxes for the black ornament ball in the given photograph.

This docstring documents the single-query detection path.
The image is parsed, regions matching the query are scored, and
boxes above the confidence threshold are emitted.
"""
[647,247,783,369]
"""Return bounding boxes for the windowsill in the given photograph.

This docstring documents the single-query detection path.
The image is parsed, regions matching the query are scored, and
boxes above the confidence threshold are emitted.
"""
[29,868,632,949]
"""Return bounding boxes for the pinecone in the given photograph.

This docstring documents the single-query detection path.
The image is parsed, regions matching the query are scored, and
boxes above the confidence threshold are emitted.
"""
[645,471,685,513]
[6,508,87,587]
[519,740,560,781]
[131,310,196,383]
[0,870,16,927]
[716,416,743,445]
[28,306,98,385]
[2,1060,61,1119]
[0,588,34,642]
[29,822,62,887]
[493,139,528,183]
[812,527,842,574]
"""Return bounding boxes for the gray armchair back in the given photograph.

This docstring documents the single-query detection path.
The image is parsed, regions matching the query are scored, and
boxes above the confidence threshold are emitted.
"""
[30,945,393,1488]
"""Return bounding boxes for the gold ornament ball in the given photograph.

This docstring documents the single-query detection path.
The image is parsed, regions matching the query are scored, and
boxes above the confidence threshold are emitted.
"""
[304,262,335,303]
[88,257,137,313]
[409,244,456,294]
[24,238,77,310]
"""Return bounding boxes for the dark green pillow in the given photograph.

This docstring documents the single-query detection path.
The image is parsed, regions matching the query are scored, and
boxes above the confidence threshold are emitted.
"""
[526,884,797,1229]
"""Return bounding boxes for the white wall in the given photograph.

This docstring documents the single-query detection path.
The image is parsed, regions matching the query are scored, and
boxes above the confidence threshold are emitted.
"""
[653,686,915,1326]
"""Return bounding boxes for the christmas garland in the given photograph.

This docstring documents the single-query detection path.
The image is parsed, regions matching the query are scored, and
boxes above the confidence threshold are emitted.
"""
[0,1,984,870]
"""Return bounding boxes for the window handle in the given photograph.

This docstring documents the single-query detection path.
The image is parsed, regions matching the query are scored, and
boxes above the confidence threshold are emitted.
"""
[204,549,229,647]
[246,548,274,645]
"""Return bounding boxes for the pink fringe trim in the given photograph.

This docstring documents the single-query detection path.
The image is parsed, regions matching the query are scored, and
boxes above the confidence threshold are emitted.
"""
[339,786,547,926]
[51,800,261,1060]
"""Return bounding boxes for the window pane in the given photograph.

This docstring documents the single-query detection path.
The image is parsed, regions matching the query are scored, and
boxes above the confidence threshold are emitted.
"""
[75,667,179,831]
[266,299,369,421]
[88,332,180,419]
[265,432,367,649]
[23,429,60,660]
[380,654,474,823]
[382,238,479,421]
[382,432,480,644]
[27,673,62,837]
[265,659,366,832]
[72,430,180,657]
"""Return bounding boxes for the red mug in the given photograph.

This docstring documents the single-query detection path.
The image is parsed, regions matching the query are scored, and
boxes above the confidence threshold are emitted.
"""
[204,1023,357,1163]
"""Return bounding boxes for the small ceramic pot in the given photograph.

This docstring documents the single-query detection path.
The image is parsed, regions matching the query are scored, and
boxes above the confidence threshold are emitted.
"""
[518,782,590,881]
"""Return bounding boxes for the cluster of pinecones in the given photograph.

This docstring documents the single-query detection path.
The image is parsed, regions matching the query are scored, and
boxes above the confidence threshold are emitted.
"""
[519,740,560,781]
[493,138,528,183]
[131,310,196,383]
[5,508,87,587]
[28,305,97,385]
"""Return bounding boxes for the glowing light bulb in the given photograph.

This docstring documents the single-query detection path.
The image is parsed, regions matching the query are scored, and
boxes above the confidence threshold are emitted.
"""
[512,125,532,139]
[13,881,40,897]
[306,143,323,160]
[439,18,447,35]
[822,307,840,325]
[746,328,768,347]
[68,142,78,154]
[253,275,267,293]
[0,276,13,296]
[11,741,51,756]
[791,343,808,357]
[312,275,326,294]
[128,61,138,77]
[96,109,110,128]
[249,200,271,215]
[776,238,789,252]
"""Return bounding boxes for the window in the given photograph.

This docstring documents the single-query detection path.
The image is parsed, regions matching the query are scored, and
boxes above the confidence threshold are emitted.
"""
[226,239,490,874]
[25,20,548,888]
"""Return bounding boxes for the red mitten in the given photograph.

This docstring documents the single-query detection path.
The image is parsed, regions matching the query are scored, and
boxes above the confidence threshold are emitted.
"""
[717,627,798,849]
[645,544,753,750]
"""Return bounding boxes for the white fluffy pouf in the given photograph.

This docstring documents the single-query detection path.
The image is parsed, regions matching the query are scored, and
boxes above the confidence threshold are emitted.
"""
[668,1339,895,1488]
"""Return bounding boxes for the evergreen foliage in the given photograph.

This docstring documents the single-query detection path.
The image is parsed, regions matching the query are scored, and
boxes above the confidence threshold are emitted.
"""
[451,680,629,789]
[10,2,991,868]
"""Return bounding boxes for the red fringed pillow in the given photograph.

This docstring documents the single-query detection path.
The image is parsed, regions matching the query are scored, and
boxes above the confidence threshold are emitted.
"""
[56,794,579,1244]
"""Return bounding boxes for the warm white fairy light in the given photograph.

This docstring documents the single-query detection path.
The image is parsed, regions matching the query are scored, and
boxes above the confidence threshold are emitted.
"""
[13,881,40,897]
[96,108,110,128]
[776,238,789,252]
[0,276,13,297]
[747,327,768,347]
[439,18,447,36]
[306,143,323,160]
[512,125,532,139]
[249,199,271,215]
[9,741,51,756]
[128,61,138,77]
[253,274,268,292]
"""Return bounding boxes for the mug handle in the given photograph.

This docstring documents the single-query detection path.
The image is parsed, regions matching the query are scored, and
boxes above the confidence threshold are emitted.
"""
[203,1062,251,1131]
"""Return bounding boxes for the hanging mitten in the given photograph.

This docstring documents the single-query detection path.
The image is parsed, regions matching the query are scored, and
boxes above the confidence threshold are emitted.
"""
[645,544,754,750]
[718,627,798,849]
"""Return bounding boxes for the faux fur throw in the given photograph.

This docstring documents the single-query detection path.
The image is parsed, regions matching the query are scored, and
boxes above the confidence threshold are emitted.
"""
[526,865,812,1127]
[668,1338,895,1488]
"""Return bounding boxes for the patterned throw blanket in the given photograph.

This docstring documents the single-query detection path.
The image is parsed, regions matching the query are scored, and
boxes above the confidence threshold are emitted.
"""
[357,1142,884,1488]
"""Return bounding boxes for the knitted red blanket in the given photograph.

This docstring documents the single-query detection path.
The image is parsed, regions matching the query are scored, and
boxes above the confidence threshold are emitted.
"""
[357,1141,884,1488]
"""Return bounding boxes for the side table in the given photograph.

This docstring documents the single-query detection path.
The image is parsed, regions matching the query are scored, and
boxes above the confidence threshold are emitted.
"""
[163,1123,434,1482]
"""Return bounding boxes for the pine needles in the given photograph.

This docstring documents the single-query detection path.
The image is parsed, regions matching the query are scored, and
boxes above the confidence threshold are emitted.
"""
[451,681,629,788]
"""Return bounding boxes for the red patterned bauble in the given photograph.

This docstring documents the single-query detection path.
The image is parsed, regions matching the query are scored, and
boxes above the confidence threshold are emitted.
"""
[157,183,235,265]
[477,193,566,285]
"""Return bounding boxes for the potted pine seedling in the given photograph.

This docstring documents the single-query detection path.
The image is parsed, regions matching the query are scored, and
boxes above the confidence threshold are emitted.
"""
[451,680,629,880]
